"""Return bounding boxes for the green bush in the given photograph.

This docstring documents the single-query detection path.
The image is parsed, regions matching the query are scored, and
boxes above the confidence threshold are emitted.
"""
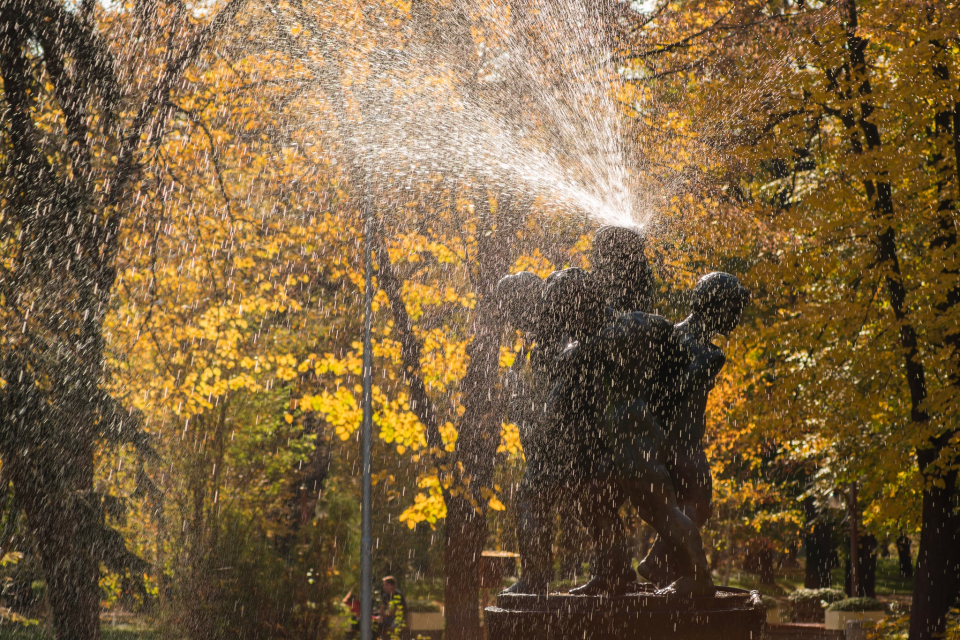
[163,510,342,640]
[0,628,158,640]
[405,600,442,613]
[826,598,886,612]
[787,588,847,622]
[760,596,779,612]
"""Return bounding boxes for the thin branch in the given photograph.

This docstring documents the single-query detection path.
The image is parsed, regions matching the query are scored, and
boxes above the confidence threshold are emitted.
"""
[372,233,444,453]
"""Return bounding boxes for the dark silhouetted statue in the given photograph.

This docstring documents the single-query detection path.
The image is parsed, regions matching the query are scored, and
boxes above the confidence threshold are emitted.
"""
[497,227,651,595]
[497,227,749,598]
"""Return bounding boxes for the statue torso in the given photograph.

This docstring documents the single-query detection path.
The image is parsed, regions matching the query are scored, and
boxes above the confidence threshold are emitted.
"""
[602,312,725,447]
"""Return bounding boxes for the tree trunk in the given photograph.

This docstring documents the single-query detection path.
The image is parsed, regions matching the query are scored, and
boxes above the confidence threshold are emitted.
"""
[442,197,515,639]
[909,466,960,640]
[837,2,959,636]
[859,535,877,598]
[845,534,878,598]
[804,520,834,589]
[30,499,101,640]
[758,550,775,586]
[910,37,960,640]
[803,497,834,589]
[910,33,960,640]
[8,443,101,640]
[848,484,860,598]
[444,496,487,640]
[373,192,519,640]
[896,535,913,579]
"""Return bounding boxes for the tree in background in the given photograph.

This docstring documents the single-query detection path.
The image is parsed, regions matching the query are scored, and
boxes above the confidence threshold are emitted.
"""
[623,1,959,636]
[99,27,375,633]
[0,1,246,637]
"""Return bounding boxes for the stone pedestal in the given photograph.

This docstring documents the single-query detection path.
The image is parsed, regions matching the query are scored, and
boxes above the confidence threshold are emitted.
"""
[485,585,765,640]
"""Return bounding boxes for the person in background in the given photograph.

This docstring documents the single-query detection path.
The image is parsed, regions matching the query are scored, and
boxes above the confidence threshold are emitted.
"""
[341,590,361,638]
[379,576,407,640]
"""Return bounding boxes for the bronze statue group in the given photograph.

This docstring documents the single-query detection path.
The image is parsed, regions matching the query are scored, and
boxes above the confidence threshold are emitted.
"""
[497,226,749,598]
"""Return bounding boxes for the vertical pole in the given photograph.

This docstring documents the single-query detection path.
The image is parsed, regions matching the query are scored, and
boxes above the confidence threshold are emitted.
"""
[722,519,733,587]
[849,483,860,597]
[360,191,375,640]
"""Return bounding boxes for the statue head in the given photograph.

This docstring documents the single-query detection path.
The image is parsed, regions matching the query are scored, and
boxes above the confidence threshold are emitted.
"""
[690,272,750,337]
[496,271,544,335]
[542,267,606,342]
[592,226,653,313]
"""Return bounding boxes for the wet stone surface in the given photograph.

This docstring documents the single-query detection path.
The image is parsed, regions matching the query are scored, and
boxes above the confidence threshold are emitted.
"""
[486,586,765,640]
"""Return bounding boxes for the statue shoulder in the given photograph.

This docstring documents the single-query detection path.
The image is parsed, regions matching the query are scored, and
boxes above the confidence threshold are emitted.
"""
[594,313,677,369]
[605,312,674,343]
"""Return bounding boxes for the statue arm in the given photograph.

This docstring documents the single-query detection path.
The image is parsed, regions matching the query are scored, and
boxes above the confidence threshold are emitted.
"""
[611,394,667,442]
[685,345,726,387]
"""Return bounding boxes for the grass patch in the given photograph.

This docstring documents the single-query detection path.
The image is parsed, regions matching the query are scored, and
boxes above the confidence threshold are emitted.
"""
[721,556,914,598]
[829,558,914,596]
[717,562,809,596]
[0,625,157,640]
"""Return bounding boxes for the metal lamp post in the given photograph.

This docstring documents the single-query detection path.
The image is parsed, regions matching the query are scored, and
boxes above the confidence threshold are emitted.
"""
[359,191,375,640]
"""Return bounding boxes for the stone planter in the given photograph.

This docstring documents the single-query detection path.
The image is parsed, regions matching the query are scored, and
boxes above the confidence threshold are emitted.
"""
[824,611,885,631]
[408,611,444,631]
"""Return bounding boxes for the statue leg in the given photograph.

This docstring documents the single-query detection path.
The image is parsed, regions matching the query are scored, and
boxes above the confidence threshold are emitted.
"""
[503,472,553,594]
[639,443,713,586]
[637,536,675,586]
[670,443,713,528]
[568,480,636,596]
[629,466,714,596]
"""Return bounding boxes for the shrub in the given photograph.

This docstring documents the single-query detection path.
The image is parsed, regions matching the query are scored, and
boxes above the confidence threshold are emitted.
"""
[866,611,909,640]
[760,596,779,611]
[945,608,960,640]
[163,509,344,640]
[787,588,847,622]
[406,599,442,613]
[826,598,886,613]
